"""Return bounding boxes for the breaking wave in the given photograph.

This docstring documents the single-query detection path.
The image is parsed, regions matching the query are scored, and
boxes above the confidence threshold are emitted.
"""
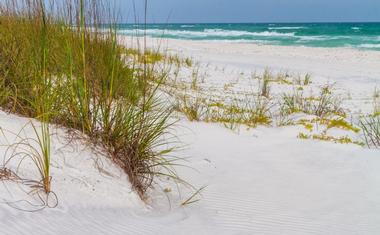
[118,28,296,38]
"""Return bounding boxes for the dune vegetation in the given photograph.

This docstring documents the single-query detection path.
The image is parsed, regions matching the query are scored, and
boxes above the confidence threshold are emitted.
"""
[164,64,378,147]
[0,0,179,201]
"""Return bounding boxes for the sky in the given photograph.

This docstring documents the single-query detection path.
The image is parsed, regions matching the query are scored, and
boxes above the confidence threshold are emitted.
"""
[116,0,380,23]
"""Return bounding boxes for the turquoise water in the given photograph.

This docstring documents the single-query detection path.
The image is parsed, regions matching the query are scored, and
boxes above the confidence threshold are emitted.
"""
[116,23,380,50]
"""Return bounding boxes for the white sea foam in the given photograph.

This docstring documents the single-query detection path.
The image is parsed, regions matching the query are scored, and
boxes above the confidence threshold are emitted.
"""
[268,26,305,30]
[203,29,295,37]
[358,43,380,48]
[180,25,195,28]
[297,35,354,41]
[297,36,329,41]
[118,28,296,38]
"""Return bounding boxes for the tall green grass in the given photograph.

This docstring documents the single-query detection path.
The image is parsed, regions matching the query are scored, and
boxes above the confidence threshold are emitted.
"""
[360,89,380,148]
[360,116,380,148]
[0,0,177,198]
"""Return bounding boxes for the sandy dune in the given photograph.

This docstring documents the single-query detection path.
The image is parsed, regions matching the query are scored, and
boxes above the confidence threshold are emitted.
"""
[3,38,380,234]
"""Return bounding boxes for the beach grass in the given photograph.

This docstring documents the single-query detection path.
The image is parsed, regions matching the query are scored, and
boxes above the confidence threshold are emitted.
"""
[361,115,380,148]
[0,0,178,199]
[280,84,345,118]
[167,67,364,146]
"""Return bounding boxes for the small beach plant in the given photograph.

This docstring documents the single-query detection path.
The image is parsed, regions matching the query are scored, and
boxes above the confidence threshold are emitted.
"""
[260,70,271,98]
[360,115,380,148]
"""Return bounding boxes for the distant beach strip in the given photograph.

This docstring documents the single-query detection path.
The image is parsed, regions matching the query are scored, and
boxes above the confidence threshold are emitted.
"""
[115,23,380,50]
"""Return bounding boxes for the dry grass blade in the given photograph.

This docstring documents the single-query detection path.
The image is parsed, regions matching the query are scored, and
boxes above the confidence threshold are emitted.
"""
[181,185,207,206]
[0,167,20,181]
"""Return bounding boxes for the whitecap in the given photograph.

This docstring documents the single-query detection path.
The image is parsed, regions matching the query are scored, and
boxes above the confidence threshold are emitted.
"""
[357,43,380,48]
[180,25,195,28]
[297,36,328,41]
[117,28,296,38]
[268,26,305,30]
[203,29,295,37]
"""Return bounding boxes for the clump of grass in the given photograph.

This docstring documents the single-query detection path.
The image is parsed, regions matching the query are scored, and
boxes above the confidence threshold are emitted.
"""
[0,0,178,199]
[314,85,345,117]
[184,57,193,67]
[294,74,312,86]
[280,84,345,118]
[304,74,312,85]
[31,122,51,194]
[372,88,380,116]
[243,94,272,127]
[360,115,380,148]
[1,121,58,210]
[360,89,380,148]
[174,95,207,121]
[281,89,307,115]
[260,70,271,98]
[190,64,201,90]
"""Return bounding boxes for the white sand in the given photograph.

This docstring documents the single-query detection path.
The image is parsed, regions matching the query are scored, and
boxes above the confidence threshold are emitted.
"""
[122,37,380,81]
[2,39,380,234]
[122,37,380,112]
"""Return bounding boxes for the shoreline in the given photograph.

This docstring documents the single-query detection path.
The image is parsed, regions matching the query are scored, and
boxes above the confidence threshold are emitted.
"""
[120,35,380,52]
[122,35,380,53]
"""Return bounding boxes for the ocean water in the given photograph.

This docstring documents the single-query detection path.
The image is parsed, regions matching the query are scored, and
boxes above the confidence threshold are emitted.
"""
[116,23,380,50]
